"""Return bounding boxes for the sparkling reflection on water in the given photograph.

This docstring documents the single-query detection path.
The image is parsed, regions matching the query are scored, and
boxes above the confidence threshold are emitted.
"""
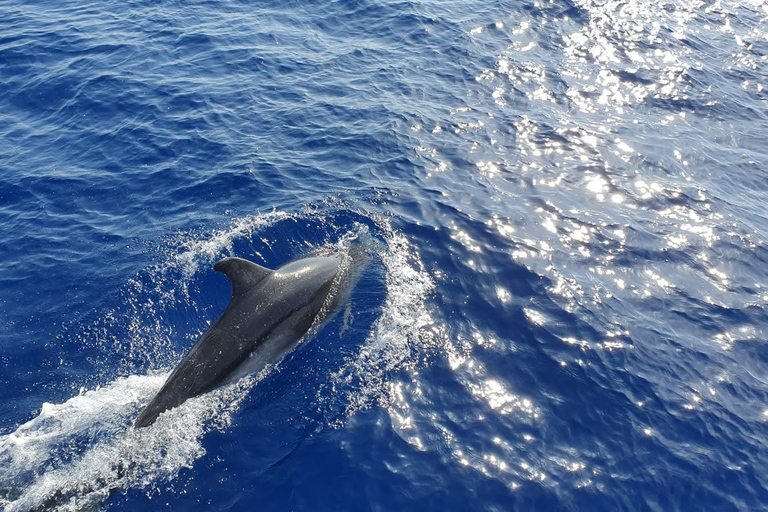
[388,0,768,501]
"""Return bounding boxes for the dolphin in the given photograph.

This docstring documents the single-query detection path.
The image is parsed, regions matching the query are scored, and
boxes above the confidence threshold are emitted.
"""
[134,246,366,428]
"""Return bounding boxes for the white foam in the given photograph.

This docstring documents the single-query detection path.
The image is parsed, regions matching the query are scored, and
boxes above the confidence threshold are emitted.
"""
[330,218,437,416]
[0,373,254,512]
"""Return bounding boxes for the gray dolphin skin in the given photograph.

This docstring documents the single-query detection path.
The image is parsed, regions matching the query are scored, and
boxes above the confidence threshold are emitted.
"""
[135,246,366,428]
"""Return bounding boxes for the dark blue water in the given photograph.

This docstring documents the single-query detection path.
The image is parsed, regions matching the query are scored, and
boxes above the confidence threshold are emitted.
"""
[2,0,768,510]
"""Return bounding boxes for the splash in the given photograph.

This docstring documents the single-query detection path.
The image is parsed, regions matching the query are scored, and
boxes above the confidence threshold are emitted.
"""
[0,373,254,512]
[329,218,437,417]
[1,208,438,511]
[169,211,292,280]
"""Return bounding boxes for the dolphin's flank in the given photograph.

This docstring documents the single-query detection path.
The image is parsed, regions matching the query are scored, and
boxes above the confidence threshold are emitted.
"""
[134,246,366,428]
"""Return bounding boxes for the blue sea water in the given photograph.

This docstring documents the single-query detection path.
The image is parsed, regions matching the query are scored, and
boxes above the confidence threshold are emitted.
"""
[1,0,768,510]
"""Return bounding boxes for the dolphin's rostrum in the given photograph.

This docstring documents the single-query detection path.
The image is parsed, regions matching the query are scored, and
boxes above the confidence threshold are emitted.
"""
[135,246,366,428]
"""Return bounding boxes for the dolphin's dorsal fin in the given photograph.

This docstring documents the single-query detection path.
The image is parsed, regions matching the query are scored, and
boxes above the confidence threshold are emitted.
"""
[214,257,273,298]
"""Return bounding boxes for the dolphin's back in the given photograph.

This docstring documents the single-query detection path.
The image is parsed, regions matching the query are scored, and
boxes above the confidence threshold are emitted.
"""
[134,255,343,428]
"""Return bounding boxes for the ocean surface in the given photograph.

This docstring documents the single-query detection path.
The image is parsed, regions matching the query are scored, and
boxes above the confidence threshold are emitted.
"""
[1,0,767,510]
